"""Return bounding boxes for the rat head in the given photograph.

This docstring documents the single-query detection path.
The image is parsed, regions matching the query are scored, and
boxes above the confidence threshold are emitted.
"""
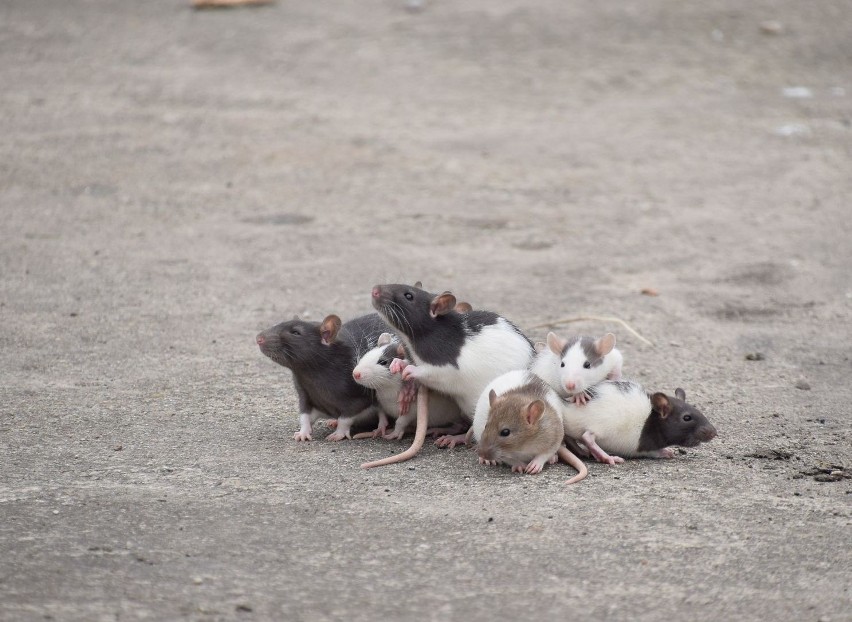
[371,282,457,339]
[256,314,343,370]
[352,333,406,388]
[546,332,617,397]
[477,390,561,464]
[650,389,717,448]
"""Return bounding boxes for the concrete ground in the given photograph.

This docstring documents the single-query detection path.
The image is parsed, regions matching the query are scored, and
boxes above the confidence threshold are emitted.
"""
[1,1,850,620]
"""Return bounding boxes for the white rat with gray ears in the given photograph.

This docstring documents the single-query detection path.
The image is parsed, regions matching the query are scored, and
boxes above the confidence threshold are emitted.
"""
[531,331,623,404]
[352,333,466,440]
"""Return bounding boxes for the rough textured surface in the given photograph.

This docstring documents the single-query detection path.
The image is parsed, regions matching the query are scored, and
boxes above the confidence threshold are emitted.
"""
[1,1,850,620]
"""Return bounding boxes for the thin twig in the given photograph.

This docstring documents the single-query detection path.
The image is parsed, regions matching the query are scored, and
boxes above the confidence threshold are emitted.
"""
[527,315,654,347]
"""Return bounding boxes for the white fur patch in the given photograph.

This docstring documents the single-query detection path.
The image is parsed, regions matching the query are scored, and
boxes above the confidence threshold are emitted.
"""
[558,381,651,456]
[411,319,533,418]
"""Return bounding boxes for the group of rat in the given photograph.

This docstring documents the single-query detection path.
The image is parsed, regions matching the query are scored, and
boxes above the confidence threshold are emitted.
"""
[256,282,717,484]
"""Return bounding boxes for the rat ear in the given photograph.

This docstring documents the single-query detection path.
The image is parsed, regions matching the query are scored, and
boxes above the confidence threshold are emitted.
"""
[547,332,567,355]
[454,301,473,314]
[414,281,422,289]
[675,388,686,401]
[429,292,457,318]
[377,332,393,347]
[320,315,342,345]
[596,333,616,356]
[651,393,671,418]
[292,315,300,321]
[396,343,406,358]
[488,389,498,407]
[525,400,545,426]
[534,341,547,353]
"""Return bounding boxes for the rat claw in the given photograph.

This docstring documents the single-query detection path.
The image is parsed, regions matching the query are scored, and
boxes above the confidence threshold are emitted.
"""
[293,431,312,442]
[397,379,418,417]
[325,431,351,442]
[401,364,421,382]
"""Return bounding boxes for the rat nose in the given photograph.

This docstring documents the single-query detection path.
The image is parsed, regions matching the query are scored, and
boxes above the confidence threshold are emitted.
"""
[371,286,381,298]
[477,444,495,461]
[353,370,361,380]
[256,334,265,346]
[698,425,717,442]
[566,381,576,391]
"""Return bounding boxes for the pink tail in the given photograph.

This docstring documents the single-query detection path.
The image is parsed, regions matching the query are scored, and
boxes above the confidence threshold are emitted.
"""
[361,387,429,469]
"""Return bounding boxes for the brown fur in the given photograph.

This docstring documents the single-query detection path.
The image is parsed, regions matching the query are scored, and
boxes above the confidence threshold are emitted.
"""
[477,386,564,468]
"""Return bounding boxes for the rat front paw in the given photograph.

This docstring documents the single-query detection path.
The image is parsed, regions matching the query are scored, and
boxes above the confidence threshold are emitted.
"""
[326,431,351,442]
[293,430,312,442]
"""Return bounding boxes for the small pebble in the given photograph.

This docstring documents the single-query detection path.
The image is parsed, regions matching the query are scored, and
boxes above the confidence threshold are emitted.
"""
[795,380,811,390]
[782,86,813,99]
[745,352,765,361]
[775,123,810,137]
[236,604,253,613]
[640,287,659,297]
[193,577,204,585]
[759,20,785,35]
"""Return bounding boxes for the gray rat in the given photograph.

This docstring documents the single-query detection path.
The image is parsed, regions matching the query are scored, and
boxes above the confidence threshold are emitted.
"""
[371,282,534,447]
[256,313,387,441]
[559,380,717,464]
[471,370,587,483]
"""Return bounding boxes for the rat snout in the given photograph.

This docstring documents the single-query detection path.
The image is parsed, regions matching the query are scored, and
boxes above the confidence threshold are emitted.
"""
[565,381,576,392]
[697,424,717,442]
[353,370,362,381]
[256,333,265,347]
[477,443,496,461]
[371,286,382,299]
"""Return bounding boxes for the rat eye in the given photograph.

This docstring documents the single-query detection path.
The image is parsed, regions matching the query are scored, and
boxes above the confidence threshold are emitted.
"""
[290,329,300,336]
[683,414,693,422]
[404,292,414,301]
[378,359,389,366]
[499,428,511,437]
[560,362,565,368]
[583,361,591,369]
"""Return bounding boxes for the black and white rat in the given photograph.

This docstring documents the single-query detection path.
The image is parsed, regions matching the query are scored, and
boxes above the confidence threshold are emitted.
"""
[471,370,587,483]
[256,313,387,441]
[371,282,534,446]
[530,331,623,404]
[351,333,466,439]
[559,381,717,464]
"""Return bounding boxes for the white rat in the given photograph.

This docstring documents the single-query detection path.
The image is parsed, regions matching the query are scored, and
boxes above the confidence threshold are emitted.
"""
[352,333,466,439]
[470,369,588,483]
[558,380,717,465]
[530,332,623,405]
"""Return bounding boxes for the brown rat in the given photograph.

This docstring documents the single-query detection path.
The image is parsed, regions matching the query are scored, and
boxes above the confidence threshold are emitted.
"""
[471,370,587,483]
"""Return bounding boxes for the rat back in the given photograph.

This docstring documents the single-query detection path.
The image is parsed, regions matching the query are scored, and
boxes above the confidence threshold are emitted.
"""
[559,380,652,456]
[372,283,533,418]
